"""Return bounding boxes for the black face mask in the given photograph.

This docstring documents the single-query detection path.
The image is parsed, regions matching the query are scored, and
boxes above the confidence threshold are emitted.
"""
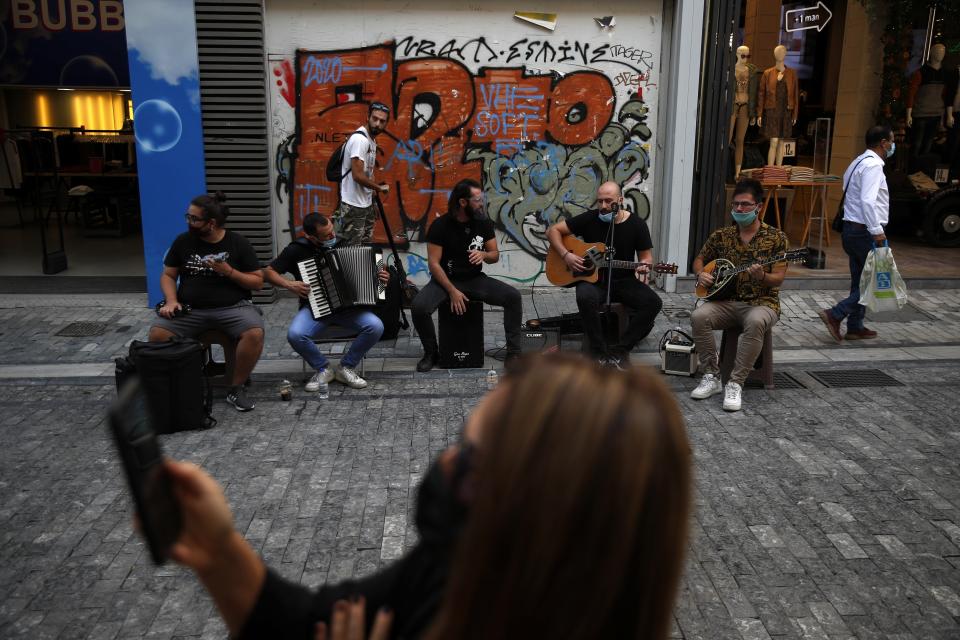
[414,445,473,545]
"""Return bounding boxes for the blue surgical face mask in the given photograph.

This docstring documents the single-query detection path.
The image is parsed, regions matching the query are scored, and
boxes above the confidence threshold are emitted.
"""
[731,208,758,226]
[598,211,614,223]
[885,142,896,159]
[320,237,337,249]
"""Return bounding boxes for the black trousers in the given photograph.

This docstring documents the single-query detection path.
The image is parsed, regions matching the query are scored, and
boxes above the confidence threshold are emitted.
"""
[575,278,662,356]
[412,274,522,354]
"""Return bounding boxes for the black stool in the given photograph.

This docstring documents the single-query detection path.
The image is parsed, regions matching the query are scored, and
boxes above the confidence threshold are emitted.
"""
[438,300,484,368]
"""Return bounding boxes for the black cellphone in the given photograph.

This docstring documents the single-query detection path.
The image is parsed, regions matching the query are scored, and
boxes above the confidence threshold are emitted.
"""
[108,378,183,565]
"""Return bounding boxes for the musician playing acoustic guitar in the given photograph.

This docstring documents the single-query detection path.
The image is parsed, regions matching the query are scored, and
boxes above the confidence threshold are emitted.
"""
[546,181,663,367]
[690,178,789,412]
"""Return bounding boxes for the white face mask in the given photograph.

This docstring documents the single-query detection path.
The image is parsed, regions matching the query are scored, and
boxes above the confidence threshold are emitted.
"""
[885,142,896,159]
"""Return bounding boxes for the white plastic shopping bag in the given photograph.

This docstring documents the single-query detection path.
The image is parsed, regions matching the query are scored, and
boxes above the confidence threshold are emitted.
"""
[859,244,908,312]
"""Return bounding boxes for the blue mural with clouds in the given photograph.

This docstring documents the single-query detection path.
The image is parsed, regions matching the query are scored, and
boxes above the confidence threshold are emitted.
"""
[124,0,206,306]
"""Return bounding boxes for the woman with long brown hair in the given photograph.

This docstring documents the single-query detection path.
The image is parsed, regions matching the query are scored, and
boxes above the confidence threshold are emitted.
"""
[424,354,691,639]
[155,354,691,639]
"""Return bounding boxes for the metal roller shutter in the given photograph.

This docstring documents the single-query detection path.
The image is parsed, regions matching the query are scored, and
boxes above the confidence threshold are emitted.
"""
[195,0,275,303]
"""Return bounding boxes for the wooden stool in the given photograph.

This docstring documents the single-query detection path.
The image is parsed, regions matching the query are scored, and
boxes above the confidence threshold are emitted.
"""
[299,325,366,379]
[198,330,236,386]
[438,300,484,368]
[719,327,774,389]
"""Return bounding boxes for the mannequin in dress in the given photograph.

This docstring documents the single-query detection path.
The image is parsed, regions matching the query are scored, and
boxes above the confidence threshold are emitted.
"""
[906,43,947,166]
[757,45,798,166]
[729,45,759,178]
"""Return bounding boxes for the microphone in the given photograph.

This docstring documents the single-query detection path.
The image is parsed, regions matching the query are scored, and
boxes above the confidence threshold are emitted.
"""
[610,202,620,213]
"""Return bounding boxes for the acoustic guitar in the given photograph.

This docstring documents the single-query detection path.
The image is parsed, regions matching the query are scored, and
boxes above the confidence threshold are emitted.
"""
[546,236,678,287]
[696,249,808,300]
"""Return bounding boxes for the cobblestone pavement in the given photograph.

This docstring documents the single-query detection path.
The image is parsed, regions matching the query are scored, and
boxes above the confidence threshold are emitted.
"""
[1,289,960,638]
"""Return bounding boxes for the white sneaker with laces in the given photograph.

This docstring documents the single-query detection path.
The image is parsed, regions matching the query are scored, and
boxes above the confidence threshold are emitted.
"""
[690,373,723,400]
[723,382,742,412]
[305,367,334,392]
[335,365,368,389]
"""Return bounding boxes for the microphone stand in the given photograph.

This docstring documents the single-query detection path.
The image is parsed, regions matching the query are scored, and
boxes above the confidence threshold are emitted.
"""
[603,202,619,346]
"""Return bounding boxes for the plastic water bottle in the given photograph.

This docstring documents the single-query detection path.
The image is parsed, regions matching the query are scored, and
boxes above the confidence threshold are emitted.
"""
[316,377,329,400]
[486,368,499,390]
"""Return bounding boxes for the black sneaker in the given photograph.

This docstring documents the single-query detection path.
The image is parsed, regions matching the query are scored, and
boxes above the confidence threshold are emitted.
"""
[504,350,523,372]
[416,351,439,372]
[226,385,255,412]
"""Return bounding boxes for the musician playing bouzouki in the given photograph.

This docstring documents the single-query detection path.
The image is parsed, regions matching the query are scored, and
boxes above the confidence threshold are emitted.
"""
[546,181,663,367]
[690,178,789,412]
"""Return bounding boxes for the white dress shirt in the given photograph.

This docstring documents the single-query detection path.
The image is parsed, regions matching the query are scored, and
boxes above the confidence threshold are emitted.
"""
[842,149,889,236]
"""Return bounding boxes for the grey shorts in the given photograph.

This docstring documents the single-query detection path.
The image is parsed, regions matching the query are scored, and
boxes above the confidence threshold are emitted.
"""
[151,300,264,340]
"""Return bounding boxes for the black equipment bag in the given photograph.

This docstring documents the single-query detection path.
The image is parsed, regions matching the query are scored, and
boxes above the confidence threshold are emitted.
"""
[374,264,403,341]
[115,338,216,434]
[373,194,414,326]
[832,157,867,232]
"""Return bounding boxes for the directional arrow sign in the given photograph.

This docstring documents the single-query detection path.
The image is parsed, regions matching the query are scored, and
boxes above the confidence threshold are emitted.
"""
[784,1,833,33]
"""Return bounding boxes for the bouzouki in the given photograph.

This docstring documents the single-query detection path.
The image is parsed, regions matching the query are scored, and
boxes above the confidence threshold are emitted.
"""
[696,249,808,300]
[546,236,678,287]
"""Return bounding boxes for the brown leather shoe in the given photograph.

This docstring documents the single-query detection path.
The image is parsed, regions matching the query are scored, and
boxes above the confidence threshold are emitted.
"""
[817,309,843,343]
[844,327,878,340]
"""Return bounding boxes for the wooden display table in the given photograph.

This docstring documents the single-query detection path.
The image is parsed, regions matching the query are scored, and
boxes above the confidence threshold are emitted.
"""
[759,177,839,246]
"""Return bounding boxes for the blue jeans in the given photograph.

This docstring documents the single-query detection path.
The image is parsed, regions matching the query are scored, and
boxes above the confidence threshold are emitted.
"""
[287,306,383,371]
[829,222,874,331]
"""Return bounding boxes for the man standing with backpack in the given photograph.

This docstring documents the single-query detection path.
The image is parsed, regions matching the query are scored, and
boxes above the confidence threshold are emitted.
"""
[334,101,391,246]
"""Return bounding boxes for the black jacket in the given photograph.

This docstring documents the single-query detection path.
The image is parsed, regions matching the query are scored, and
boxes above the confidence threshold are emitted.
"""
[238,462,463,639]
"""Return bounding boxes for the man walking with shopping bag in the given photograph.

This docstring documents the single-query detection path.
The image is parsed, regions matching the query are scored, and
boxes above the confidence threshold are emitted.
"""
[818,125,894,342]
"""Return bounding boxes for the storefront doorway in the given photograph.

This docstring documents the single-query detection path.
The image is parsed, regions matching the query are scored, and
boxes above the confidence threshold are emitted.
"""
[0,1,145,292]
[719,0,960,281]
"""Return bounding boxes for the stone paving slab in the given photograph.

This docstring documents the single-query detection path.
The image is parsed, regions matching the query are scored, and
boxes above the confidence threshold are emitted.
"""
[2,288,960,368]
[1,358,959,638]
[2,289,960,638]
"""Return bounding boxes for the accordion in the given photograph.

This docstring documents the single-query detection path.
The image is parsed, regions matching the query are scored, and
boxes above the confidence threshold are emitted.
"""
[297,246,387,320]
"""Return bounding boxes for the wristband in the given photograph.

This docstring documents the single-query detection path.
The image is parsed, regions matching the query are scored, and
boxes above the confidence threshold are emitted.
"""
[561,250,569,259]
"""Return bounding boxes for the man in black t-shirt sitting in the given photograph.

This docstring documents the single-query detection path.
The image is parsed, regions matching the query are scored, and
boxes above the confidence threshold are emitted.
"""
[263,213,389,392]
[411,179,522,372]
[149,193,265,412]
[546,181,663,366]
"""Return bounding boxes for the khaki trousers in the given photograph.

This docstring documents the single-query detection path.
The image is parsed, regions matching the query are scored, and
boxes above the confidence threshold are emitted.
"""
[691,301,778,385]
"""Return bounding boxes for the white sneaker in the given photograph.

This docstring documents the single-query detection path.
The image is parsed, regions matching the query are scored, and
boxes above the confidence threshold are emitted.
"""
[691,373,723,400]
[305,367,334,392]
[335,365,368,389]
[723,382,742,412]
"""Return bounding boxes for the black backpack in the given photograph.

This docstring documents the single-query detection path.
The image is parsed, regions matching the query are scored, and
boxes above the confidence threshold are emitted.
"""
[115,338,216,434]
[325,130,369,183]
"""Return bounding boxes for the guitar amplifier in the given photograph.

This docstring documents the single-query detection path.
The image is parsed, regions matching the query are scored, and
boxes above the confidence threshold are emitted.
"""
[661,331,698,376]
[439,301,485,368]
[518,328,561,354]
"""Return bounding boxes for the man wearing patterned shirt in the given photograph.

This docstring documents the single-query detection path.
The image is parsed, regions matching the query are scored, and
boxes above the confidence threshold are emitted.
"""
[689,178,789,411]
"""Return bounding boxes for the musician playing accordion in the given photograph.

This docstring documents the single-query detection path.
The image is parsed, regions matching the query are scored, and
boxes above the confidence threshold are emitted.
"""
[263,213,389,392]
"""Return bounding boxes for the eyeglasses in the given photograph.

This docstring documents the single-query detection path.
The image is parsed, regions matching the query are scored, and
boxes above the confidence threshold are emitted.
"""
[185,213,208,224]
[731,200,757,209]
